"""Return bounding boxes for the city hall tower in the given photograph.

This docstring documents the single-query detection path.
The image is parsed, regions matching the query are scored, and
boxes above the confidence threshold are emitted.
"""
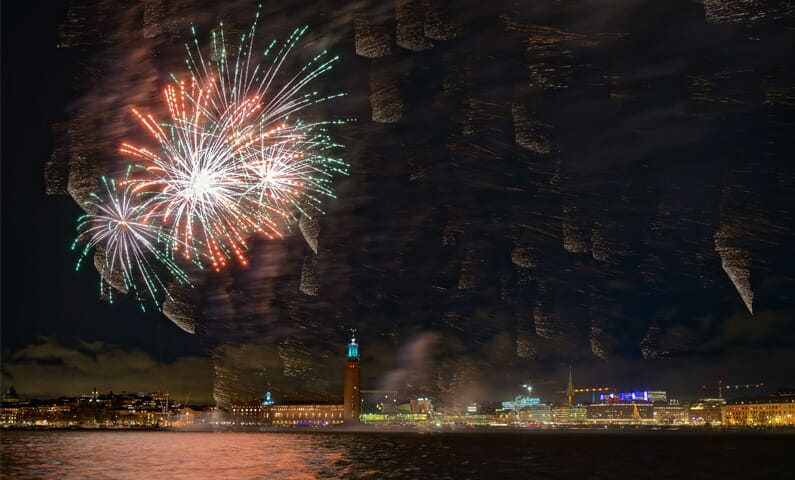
[343,332,361,422]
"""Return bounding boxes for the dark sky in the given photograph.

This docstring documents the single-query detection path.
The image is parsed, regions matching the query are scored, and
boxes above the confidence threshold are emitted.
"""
[2,0,794,407]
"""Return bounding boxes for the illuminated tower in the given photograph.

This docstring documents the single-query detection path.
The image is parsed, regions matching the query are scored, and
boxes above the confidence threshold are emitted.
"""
[566,366,574,406]
[343,332,361,422]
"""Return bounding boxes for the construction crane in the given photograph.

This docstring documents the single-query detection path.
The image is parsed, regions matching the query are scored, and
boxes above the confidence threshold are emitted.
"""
[573,387,612,393]
[700,380,765,399]
[557,386,612,403]
[724,381,765,391]
[575,387,612,404]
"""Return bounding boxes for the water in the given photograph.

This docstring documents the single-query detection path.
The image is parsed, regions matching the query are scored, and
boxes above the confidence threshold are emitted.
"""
[1,431,793,479]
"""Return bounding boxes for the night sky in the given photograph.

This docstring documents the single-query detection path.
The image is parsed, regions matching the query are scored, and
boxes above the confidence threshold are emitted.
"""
[2,0,794,407]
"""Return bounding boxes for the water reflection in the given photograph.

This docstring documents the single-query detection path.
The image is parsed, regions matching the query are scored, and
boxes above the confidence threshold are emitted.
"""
[1,432,346,479]
[2,431,794,479]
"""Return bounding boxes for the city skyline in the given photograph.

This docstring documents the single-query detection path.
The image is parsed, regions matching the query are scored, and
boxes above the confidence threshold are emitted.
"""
[1,344,786,409]
[3,335,793,430]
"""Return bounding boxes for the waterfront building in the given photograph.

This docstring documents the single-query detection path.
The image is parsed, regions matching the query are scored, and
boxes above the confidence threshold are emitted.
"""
[551,405,587,424]
[623,391,650,402]
[267,403,344,426]
[600,391,667,403]
[343,332,361,423]
[653,403,688,425]
[647,391,668,403]
[172,407,200,428]
[228,401,345,426]
[586,401,654,423]
[688,398,725,426]
[571,405,587,423]
[721,391,795,427]
[519,404,552,423]
[497,403,552,424]
[229,401,266,426]
[0,406,20,426]
[502,395,541,411]
[551,405,570,424]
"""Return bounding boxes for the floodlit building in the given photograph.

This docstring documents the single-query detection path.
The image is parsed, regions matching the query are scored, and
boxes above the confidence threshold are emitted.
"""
[587,401,654,423]
[722,391,795,427]
[0,407,21,426]
[172,407,200,428]
[551,405,587,424]
[654,403,688,425]
[516,404,552,423]
[267,404,344,426]
[229,401,266,426]
[601,391,667,403]
[647,391,668,403]
[689,399,725,426]
[502,395,541,411]
[228,401,345,427]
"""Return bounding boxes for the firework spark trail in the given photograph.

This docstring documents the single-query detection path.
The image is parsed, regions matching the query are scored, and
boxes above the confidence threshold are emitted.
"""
[73,176,190,309]
[75,9,349,308]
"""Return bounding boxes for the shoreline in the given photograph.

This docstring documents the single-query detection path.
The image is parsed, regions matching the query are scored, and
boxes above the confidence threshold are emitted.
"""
[3,425,794,434]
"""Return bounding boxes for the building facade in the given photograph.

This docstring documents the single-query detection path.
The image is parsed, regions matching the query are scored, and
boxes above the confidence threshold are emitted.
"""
[228,402,344,426]
[551,405,587,424]
[586,402,655,423]
[654,403,688,425]
[688,399,725,425]
[268,404,344,426]
[722,393,795,427]
[647,391,668,403]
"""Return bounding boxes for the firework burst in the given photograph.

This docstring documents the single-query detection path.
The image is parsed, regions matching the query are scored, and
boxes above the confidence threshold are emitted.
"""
[120,15,348,270]
[75,10,348,307]
[73,176,190,308]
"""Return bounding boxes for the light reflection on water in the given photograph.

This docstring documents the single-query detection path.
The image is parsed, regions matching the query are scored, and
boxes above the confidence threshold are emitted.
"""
[2,432,349,480]
[1,431,793,479]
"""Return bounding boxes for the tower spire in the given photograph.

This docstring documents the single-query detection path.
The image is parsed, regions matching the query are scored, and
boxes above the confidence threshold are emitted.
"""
[566,365,574,406]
